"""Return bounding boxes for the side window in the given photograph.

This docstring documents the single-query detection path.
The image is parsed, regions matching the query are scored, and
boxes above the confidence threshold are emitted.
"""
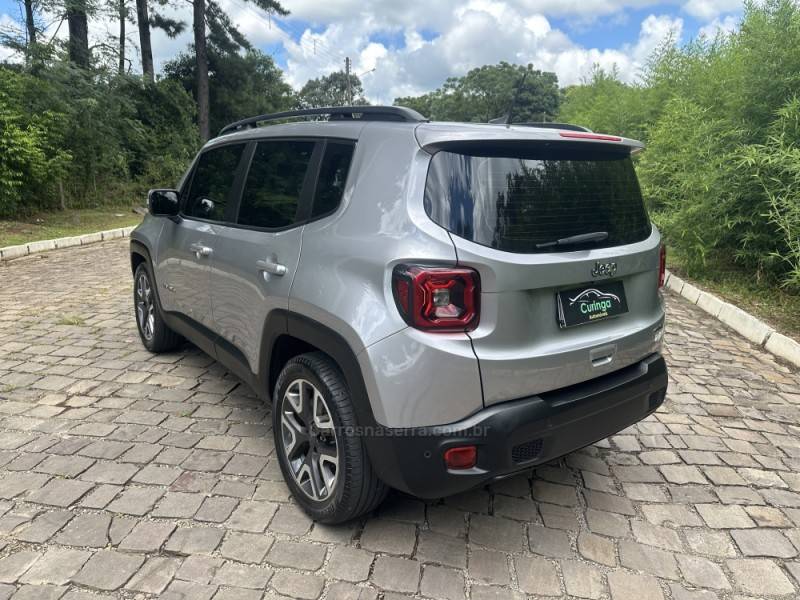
[184,144,245,221]
[238,140,315,229]
[312,142,355,218]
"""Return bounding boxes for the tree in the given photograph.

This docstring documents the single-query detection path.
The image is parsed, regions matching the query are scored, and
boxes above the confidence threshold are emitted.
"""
[191,0,287,141]
[66,0,91,67]
[164,48,293,136]
[395,62,559,122]
[296,70,368,108]
[136,0,153,80]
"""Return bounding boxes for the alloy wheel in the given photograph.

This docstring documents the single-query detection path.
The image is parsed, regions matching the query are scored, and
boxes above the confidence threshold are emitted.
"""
[280,378,339,501]
[135,271,155,341]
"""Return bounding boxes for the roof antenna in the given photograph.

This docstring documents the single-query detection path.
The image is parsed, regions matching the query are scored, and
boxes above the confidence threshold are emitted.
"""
[489,69,529,126]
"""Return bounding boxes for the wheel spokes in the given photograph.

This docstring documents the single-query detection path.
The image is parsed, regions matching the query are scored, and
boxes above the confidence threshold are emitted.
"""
[279,378,339,502]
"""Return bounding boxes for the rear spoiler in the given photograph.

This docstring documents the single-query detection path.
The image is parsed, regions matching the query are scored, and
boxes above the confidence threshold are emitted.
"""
[414,123,644,155]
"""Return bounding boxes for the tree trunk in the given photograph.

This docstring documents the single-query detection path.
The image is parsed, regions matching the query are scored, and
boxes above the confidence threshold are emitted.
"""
[118,0,125,74]
[24,0,36,47]
[67,1,90,68]
[136,0,154,82]
[194,0,210,142]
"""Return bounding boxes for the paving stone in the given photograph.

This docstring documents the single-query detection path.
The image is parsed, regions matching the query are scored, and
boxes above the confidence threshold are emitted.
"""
[419,565,465,600]
[125,557,180,594]
[325,582,379,600]
[619,540,679,579]
[607,571,665,600]
[631,520,683,552]
[266,503,312,534]
[118,520,176,552]
[19,549,90,585]
[675,555,730,590]
[727,558,796,596]
[165,527,225,555]
[528,525,572,558]
[360,519,416,555]
[71,550,145,590]
[468,549,509,586]
[212,562,272,589]
[106,486,163,515]
[515,556,561,596]
[585,508,630,537]
[10,584,67,600]
[54,513,111,547]
[225,500,277,533]
[326,546,374,582]
[560,559,605,599]
[468,514,523,552]
[577,531,617,566]
[0,551,41,584]
[153,491,204,518]
[416,531,467,569]
[731,528,798,557]
[696,504,756,529]
[14,510,72,543]
[27,479,93,507]
[270,570,324,599]
[162,579,217,600]
[371,556,420,594]
[219,532,274,564]
[35,455,94,478]
[266,540,326,570]
[175,555,224,584]
[195,496,239,523]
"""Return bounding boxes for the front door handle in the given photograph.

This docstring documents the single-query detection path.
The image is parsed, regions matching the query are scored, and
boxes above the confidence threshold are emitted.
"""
[257,259,287,277]
[189,243,213,258]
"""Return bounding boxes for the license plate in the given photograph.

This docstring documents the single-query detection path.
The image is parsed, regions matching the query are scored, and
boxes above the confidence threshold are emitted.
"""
[557,281,628,328]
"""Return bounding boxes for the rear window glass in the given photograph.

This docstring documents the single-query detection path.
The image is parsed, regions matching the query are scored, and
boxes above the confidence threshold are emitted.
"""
[312,142,354,218]
[424,148,652,253]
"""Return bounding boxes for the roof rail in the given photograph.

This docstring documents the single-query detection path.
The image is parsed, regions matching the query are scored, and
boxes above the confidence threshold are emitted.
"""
[509,122,593,133]
[218,105,428,137]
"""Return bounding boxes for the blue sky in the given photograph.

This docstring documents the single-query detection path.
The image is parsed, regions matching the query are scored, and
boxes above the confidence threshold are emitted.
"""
[0,0,744,101]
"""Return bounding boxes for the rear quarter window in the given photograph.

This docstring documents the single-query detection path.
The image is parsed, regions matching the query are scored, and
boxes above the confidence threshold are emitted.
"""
[424,147,652,253]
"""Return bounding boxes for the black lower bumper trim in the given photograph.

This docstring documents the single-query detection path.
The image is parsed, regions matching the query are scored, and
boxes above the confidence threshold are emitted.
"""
[364,353,668,498]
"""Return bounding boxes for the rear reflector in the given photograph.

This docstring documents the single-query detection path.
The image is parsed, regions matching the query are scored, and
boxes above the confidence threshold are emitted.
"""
[444,446,477,470]
[658,244,667,289]
[559,131,623,142]
[392,264,480,332]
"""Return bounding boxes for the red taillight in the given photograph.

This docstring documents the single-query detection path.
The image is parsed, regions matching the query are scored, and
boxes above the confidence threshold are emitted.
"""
[392,265,480,332]
[559,131,622,142]
[444,446,477,470]
[658,244,666,289]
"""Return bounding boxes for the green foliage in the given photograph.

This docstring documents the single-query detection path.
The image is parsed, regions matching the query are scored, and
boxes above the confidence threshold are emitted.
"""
[163,49,294,135]
[560,0,800,290]
[395,62,559,122]
[0,64,198,217]
[296,70,368,109]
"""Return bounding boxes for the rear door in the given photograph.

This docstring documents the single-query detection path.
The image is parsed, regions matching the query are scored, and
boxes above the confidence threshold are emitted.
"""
[210,139,319,375]
[423,142,665,405]
[157,142,247,330]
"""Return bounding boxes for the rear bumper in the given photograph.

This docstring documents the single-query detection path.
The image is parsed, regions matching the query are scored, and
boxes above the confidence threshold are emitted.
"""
[365,353,668,498]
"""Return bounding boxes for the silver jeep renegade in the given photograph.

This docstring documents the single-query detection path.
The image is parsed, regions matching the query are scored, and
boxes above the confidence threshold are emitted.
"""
[130,106,668,523]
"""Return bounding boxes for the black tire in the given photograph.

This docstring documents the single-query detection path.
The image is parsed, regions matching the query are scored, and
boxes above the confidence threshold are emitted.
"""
[272,352,388,523]
[133,262,183,353]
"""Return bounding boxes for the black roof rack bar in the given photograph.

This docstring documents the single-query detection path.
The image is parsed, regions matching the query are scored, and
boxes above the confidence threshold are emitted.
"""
[218,105,428,136]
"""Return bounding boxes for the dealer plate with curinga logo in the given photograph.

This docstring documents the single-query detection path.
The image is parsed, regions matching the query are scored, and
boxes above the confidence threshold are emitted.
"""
[556,281,629,328]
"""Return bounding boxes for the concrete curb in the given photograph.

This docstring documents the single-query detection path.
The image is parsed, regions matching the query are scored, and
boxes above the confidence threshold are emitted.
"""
[665,269,800,369]
[0,226,137,262]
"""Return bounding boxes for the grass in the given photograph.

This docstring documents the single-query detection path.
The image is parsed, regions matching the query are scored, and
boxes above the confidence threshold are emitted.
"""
[0,206,143,248]
[668,254,800,340]
[56,315,86,326]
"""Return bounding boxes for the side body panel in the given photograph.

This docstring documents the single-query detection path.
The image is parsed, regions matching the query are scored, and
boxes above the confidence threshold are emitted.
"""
[290,123,483,428]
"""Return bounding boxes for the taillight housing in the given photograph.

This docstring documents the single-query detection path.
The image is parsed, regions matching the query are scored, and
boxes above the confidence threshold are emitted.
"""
[392,264,480,332]
[658,244,666,289]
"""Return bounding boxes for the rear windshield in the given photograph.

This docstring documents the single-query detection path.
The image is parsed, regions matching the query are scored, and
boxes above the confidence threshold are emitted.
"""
[424,147,652,253]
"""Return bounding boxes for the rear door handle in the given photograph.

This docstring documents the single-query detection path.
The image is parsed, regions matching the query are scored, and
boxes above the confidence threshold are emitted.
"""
[257,259,287,276]
[189,243,213,258]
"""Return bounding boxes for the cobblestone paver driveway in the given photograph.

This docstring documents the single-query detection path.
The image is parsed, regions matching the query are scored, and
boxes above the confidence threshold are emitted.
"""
[1,240,800,600]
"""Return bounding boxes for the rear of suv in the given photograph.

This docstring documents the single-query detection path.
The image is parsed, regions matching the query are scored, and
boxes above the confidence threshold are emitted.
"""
[130,106,668,523]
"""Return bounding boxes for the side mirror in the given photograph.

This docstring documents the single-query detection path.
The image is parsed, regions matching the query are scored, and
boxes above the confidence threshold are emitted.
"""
[148,189,180,217]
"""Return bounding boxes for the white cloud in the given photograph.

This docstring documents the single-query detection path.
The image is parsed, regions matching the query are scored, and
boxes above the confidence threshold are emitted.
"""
[698,14,739,38]
[281,3,684,103]
[682,0,742,20]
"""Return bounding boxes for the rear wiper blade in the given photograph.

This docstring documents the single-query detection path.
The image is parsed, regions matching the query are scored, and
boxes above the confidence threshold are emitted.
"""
[536,231,609,249]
